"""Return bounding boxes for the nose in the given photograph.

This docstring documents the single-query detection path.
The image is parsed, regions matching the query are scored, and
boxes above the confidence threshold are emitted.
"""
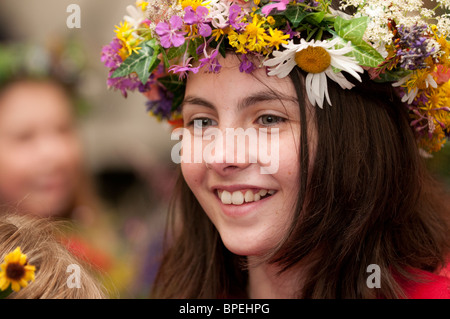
[36,132,80,171]
[203,128,256,176]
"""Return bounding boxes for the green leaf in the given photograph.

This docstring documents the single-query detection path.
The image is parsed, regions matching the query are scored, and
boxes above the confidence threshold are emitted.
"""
[157,75,186,111]
[160,50,170,69]
[373,69,411,82]
[334,16,369,43]
[285,6,309,27]
[337,39,384,68]
[305,11,326,24]
[332,17,384,68]
[270,5,310,28]
[0,286,13,299]
[112,40,161,85]
[158,75,185,92]
[188,38,203,60]
[167,42,187,60]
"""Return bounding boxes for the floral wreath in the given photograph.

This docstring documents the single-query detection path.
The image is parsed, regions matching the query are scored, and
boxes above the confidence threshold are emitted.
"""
[101,0,450,154]
[0,39,89,116]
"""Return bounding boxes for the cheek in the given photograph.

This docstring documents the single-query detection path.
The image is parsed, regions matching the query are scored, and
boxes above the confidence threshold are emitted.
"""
[0,152,33,199]
[180,161,206,194]
[276,131,301,183]
[60,137,83,170]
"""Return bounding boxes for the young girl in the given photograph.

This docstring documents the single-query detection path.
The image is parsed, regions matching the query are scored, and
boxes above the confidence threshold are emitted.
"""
[103,0,450,298]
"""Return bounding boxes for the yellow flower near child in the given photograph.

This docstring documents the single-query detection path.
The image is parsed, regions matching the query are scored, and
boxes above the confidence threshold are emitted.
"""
[0,247,36,292]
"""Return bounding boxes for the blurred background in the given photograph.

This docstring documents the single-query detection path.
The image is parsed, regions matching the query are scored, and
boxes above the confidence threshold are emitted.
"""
[0,0,180,298]
[0,0,448,298]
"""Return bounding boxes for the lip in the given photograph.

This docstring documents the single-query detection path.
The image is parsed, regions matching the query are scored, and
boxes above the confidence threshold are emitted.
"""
[211,184,275,193]
[34,176,69,192]
[211,184,277,218]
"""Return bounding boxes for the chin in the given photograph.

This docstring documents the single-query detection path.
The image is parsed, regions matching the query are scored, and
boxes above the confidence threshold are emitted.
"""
[219,231,275,257]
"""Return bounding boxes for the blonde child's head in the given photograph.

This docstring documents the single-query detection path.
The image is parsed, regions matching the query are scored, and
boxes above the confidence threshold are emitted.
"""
[0,213,107,299]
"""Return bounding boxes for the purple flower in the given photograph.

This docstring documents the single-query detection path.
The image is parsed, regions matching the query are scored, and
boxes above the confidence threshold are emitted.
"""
[239,54,255,74]
[284,22,300,39]
[155,16,186,48]
[261,0,290,16]
[101,38,123,69]
[107,71,141,98]
[146,86,174,120]
[196,43,206,56]
[199,50,222,73]
[396,24,434,70]
[169,58,201,79]
[184,6,212,37]
[229,5,246,31]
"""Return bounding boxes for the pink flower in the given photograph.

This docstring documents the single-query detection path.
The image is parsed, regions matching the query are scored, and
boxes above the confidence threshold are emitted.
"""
[184,6,212,37]
[169,58,201,79]
[261,0,290,15]
[222,0,254,9]
[155,15,187,48]
[432,64,450,85]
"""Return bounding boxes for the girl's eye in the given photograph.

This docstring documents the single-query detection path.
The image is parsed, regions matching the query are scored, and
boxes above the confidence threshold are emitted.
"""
[191,118,217,129]
[258,114,286,126]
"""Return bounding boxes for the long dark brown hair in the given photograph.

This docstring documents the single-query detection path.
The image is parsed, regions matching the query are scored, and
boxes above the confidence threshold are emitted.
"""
[150,67,450,299]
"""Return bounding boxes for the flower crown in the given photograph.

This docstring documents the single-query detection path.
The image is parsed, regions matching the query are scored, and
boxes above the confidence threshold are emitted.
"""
[0,39,89,115]
[102,0,450,154]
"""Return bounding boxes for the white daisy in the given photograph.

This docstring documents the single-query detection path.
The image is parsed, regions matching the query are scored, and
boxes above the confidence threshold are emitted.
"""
[264,38,364,108]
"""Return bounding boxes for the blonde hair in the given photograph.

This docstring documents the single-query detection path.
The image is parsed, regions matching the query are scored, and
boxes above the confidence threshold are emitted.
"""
[0,214,107,299]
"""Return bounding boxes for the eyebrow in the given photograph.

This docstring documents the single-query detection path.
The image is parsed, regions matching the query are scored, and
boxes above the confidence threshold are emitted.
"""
[182,91,298,112]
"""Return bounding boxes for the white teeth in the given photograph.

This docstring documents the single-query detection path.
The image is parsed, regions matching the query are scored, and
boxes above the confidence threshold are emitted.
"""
[221,190,232,204]
[218,189,276,205]
[244,190,254,202]
[231,191,244,205]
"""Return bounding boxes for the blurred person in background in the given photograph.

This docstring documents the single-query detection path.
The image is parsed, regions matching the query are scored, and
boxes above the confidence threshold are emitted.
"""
[0,39,137,298]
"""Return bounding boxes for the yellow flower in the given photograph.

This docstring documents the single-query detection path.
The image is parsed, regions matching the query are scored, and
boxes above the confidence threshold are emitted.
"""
[228,30,248,54]
[232,13,268,53]
[115,21,133,42]
[418,126,447,153]
[180,0,205,10]
[264,28,289,50]
[0,247,36,293]
[266,16,276,26]
[426,86,447,109]
[211,27,230,41]
[431,25,450,67]
[136,0,149,11]
[115,21,142,59]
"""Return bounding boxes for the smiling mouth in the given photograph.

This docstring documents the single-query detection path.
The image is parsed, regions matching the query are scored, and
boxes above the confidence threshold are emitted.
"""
[215,189,276,205]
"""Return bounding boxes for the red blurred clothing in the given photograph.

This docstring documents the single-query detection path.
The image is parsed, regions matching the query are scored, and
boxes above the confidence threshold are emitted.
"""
[400,263,450,299]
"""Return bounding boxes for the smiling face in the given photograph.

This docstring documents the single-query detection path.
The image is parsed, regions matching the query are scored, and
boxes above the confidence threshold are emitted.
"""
[181,54,306,256]
[0,81,83,217]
